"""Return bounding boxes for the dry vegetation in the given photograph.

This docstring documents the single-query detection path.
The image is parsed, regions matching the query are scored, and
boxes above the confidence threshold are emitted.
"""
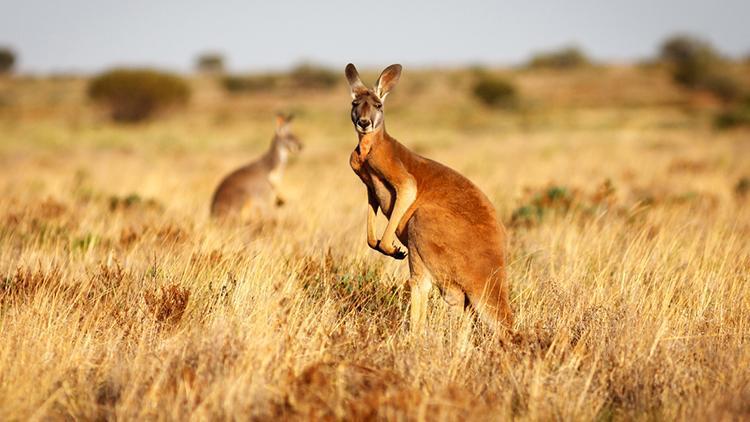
[0,65,749,420]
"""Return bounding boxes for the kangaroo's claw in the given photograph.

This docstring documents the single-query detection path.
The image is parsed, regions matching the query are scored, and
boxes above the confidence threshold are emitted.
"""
[392,247,408,260]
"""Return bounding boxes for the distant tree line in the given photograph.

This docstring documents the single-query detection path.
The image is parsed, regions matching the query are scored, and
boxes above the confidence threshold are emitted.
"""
[221,63,338,94]
[526,46,591,70]
[2,36,748,126]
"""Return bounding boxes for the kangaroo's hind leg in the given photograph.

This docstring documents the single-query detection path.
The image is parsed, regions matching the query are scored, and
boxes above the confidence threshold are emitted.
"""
[407,246,432,332]
[441,284,467,315]
[441,284,479,337]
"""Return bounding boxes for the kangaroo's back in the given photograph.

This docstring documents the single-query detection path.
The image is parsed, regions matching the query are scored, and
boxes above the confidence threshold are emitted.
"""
[210,162,271,218]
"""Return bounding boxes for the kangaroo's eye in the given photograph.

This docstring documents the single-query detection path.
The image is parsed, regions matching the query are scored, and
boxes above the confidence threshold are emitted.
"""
[374,103,383,109]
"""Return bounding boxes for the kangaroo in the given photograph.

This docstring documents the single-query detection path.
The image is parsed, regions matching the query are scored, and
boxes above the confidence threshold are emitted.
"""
[345,63,512,332]
[210,114,302,219]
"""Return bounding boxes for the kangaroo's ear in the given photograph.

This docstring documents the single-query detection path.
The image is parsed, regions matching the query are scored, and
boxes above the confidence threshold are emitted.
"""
[374,64,402,101]
[345,63,366,98]
[276,113,291,134]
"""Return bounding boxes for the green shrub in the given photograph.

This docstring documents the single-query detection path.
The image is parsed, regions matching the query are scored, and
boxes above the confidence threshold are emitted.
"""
[472,75,518,109]
[0,47,16,73]
[714,104,750,129]
[527,46,590,69]
[221,63,337,95]
[660,35,719,65]
[88,68,190,122]
[702,73,744,103]
[659,35,744,103]
[289,63,338,89]
[660,35,718,88]
[195,53,225,74]
[510,181,619,227]
[511,186,575,227]
[221,74,279,94]
[736,177,750,198]
[670,56,714,88]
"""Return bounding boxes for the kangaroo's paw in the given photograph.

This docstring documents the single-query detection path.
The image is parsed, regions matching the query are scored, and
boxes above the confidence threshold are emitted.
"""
[377,240,408,260]
[367,237,379,250]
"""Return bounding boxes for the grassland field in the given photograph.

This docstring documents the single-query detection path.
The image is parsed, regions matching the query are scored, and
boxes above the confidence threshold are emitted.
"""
[0,65,749,420]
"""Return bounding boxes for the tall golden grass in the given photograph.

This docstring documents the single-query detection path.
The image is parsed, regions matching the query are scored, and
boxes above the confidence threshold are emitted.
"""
[0,66,748,420]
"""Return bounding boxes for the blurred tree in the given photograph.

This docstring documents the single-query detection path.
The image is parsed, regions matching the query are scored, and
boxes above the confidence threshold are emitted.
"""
[660,34,744,103]
[289,63,338,89]
[527,46,590,70]
[660,35,719,65]
[222,74,279,94]
[195,52,225,74]
[660,35,720,87]
[0,47,16,74]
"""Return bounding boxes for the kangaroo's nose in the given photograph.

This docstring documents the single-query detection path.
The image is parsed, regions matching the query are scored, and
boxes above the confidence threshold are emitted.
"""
[357,118,371,128]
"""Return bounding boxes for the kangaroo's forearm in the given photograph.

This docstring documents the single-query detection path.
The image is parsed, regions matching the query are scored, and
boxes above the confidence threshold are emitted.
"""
[380,180,417,245]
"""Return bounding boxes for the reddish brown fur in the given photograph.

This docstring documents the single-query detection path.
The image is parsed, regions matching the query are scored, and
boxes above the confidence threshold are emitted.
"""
[346,63,512,331]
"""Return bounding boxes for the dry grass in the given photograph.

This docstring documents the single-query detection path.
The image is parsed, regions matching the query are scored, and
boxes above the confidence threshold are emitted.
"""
[0,66,749,420]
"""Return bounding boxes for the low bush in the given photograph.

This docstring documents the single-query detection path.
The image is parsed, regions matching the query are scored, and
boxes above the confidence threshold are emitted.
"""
[669,54,714,88]
[144,284,190,325]
[510,180,618,227]
[195,53,225,74]
[736,177,750,198]
[221,63,337,95]
[0,47,15,73]
[221,74,279,94]
[714,104,750,129]
[659,35,744,103]
[289,63,338,89]
[472,74,519,109]
[88,68,190,123]
[527,46,590,69]
[660,35,718,66]
[701,73,744,103]
[511,186,577,227]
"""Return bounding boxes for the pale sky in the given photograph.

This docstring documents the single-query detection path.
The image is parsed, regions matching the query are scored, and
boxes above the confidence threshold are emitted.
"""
[1,0,748,73]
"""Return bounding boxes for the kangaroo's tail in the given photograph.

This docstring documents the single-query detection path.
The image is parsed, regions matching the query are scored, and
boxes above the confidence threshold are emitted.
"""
[466,269,513,332]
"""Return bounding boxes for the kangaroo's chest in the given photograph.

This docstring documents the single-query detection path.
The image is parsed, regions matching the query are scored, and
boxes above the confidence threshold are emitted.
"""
[350,148,395,217]
[267,167,283,188]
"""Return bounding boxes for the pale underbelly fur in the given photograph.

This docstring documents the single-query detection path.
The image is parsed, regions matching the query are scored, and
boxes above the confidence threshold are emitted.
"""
[370,174,394,217]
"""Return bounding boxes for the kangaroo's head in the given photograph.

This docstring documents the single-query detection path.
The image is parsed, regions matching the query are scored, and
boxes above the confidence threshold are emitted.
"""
[345,63,402,135]
[273,113,303,154]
